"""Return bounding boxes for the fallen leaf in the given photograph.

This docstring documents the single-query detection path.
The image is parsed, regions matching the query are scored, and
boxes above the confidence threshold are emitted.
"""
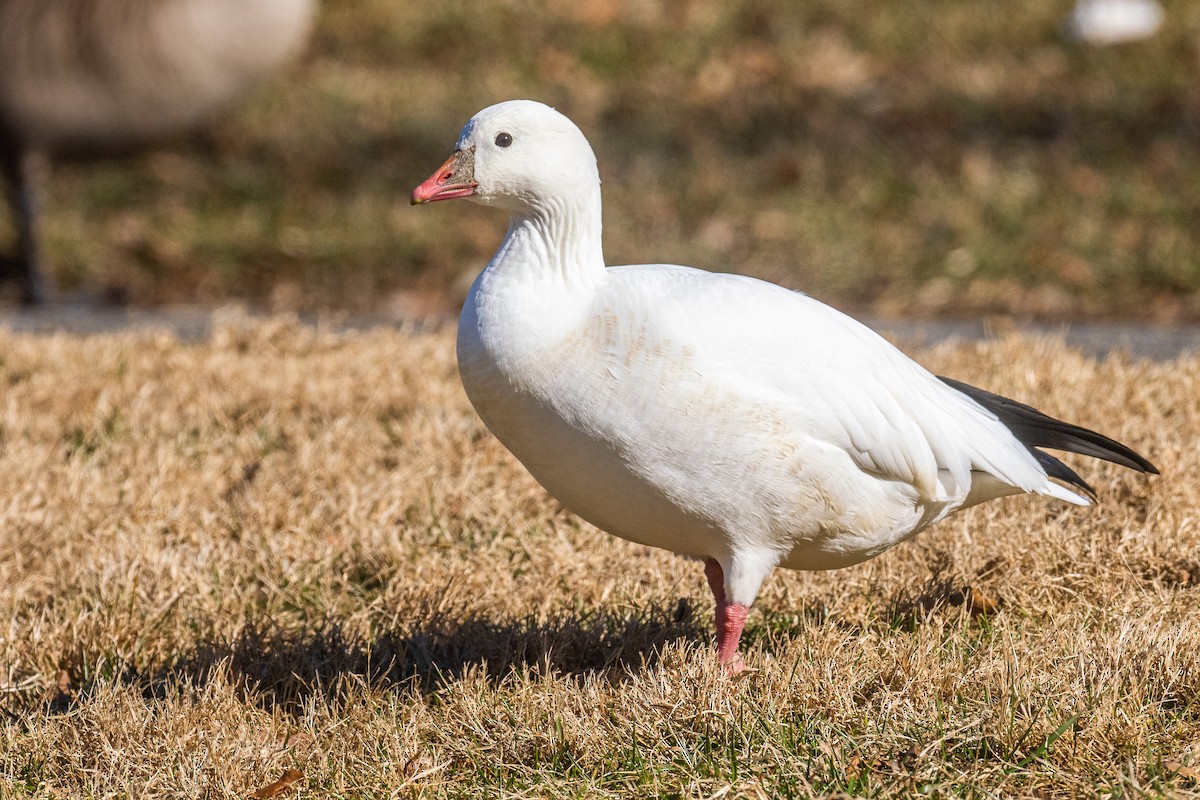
[963,586,1000,616]
[1165,761,1200,781]
[249,768,303,799]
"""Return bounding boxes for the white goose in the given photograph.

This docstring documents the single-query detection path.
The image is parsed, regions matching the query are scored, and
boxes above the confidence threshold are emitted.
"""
[412,100,1157,666]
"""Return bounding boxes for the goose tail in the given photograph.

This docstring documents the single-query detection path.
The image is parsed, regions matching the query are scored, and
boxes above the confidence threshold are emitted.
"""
[938,375,1158,502]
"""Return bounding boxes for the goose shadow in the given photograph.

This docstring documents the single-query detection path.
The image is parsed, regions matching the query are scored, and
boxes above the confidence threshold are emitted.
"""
[0,601,706,721]
[171,568,994,718]
[133,599,709,715]
[23,570,1000,719]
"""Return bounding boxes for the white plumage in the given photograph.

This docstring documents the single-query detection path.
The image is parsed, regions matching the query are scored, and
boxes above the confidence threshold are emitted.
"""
[413,100,1156,664]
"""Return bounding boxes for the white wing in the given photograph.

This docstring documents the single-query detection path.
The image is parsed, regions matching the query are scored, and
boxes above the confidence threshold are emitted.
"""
[604,264,1085,507]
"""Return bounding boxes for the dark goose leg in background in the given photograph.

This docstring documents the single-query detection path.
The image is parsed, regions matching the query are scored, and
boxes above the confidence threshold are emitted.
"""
[0,123,43,305]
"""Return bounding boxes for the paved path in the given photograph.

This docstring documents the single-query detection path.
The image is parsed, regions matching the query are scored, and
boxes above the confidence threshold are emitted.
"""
[2,302,1198,361]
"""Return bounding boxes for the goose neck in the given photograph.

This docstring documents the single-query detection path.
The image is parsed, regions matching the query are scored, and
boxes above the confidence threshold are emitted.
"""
[495,188,605,288]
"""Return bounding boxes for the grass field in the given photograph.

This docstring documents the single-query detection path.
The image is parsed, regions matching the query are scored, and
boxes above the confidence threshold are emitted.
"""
[0,318,1190,798]
[4,0,1200,319]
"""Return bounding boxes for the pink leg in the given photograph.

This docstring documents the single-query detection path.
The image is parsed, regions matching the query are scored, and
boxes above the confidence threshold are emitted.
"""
[704,558,749,668]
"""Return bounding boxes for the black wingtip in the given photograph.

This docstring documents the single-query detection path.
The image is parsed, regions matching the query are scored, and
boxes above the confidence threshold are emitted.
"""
[1034,449,1097,499]
[938,375,1159,487]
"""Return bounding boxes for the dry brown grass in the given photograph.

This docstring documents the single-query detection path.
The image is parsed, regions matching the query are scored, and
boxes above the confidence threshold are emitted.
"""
[0,315,1194,797]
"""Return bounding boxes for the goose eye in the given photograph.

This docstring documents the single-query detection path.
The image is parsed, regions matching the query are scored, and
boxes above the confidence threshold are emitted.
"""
[495,132,513,148]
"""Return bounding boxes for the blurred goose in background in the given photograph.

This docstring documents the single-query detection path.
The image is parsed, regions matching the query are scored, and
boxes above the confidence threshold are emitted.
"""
[1065,0,1164,44]
[413,100,1158,669]
[0,0,317,304]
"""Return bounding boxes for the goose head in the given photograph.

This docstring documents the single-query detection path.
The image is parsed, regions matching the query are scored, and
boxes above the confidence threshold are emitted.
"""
[411,100,600,216]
